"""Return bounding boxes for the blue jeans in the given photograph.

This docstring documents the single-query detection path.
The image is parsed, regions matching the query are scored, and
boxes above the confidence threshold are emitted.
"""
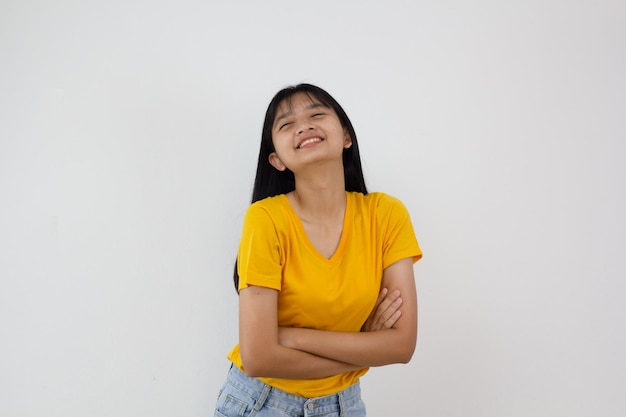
[215,365,367,417]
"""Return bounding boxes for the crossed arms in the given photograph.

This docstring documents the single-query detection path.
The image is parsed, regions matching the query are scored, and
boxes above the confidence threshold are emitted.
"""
[238,257,417,379]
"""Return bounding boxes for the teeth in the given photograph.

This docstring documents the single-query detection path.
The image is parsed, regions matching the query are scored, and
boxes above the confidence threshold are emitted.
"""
[298,137,322,148]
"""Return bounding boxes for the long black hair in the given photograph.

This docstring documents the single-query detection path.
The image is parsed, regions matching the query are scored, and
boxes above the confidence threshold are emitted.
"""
[233,84,368,291]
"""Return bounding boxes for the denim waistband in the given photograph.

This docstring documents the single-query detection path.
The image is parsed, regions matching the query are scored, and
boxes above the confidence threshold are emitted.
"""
[225,365,362,416]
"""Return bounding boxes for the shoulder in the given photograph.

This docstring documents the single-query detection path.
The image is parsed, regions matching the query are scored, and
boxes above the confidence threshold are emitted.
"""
[247,194,288,213]
[351,191,409,215]
[244,195,290,226]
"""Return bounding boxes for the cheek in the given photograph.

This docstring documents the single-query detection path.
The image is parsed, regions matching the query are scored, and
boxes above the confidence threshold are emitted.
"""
[271,137,285,152]
[270,140,292,160]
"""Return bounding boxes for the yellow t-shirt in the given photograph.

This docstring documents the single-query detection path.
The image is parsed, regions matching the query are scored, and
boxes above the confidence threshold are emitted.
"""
[227,191,421,397]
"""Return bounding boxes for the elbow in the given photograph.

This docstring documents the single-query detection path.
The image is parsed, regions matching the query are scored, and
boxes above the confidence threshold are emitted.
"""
[240,357,262,377]
[243,365,265,378]
[398,345,415,364]
[398,350,415,364]
[395,332,417,364]
[240,345,275,377]
[240,349,263,377]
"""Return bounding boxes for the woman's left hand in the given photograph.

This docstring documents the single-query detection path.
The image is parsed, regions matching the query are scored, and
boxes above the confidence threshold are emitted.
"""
[361,288,403,332]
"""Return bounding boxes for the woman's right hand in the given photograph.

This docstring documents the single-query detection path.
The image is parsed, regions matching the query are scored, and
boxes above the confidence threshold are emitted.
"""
[361,288,403,332]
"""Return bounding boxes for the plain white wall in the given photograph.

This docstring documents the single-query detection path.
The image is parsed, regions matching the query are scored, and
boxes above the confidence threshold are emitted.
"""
[1,1,625,416]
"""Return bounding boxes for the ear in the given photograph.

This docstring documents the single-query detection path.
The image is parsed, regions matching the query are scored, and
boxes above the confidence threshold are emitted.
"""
[268,152,287,171]
[343,129,353,149]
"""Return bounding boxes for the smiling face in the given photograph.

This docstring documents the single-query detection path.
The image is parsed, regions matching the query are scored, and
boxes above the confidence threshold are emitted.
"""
[268,92,352,172]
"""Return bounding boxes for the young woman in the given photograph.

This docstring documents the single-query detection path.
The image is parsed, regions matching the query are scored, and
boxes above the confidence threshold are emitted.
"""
[215,84,422,417]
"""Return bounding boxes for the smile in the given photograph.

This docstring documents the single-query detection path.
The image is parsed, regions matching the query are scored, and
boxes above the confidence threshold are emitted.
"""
[297,137,323,149]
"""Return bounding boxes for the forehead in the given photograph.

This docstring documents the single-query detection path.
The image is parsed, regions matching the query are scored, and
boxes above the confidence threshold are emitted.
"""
[274,92,328,122]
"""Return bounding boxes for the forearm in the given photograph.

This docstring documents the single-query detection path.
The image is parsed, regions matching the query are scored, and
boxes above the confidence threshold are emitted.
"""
[239,284,364,379]
[241,342,363,379]
[238,257,418,378]
[282,327,416,368]
[289,257,418,368]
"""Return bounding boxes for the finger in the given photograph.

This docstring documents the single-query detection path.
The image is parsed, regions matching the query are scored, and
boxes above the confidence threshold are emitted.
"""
[369,293,401,331]
[364,289,403,331]
[383,309,402,329]
[365,288,388,323]
[376,296,403,327]
[374,288,388,308]
[373,290,401,323]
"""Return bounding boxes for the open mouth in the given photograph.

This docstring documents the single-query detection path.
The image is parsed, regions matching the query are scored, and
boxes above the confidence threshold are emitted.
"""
[297,137,323,149]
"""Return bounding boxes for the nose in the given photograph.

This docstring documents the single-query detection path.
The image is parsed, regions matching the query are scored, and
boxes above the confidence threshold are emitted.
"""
[296,122,314,135]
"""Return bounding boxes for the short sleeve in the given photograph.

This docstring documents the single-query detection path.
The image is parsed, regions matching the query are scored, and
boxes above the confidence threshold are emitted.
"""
[237,204,283,292]
[378,195,422,269]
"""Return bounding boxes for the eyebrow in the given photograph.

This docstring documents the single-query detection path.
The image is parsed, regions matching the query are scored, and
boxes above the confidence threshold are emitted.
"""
[274,102,327,126]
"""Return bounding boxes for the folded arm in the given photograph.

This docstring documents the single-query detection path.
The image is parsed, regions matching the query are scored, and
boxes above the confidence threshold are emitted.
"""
[279,257,417,367]
[238,285,364,379]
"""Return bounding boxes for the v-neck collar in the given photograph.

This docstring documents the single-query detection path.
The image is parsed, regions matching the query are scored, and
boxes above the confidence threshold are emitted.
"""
[281,192,352,265]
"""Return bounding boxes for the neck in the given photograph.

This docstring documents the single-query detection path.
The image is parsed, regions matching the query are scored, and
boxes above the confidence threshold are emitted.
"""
[290,163,346,221]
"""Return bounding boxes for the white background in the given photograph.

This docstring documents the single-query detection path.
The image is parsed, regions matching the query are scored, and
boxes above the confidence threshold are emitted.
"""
[1,1,625,416]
